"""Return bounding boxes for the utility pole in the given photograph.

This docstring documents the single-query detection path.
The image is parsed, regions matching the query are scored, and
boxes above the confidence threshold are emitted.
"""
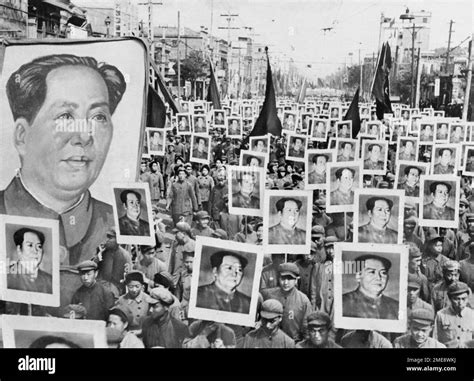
[445,20,454,73]
[415,47,421,108]
[410,23,415,107]
[177,11,181,100]
[462,39,472,121]
[218,13,239,97]
[137,0,163,59]
[359,43,363,96]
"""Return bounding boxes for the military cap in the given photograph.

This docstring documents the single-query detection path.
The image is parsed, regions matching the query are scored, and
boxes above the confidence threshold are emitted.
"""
[154,272,174,289]
[60,304,87,319]
[447,282,470,297]
[408,244,422,259]
[404,216,418,226]
[77,260,97,272]
[460,196,470,207]
[355,254,392,271]
[311,225,325,236]
[211,229,229,240]
[260,299,284,319]
[125,271,145,285]
[173,221,192,236]
[410,308,434,326]
[149,287,174,306]
[106,228,117,237]
[210,250,248,269]
[429,181,452,194]
[366,196,393,211]
[428,233,444,244]
[195,210,210,221]
[109,306,132,326]
[407,273,421,289]
[307,311,331,327]
[278,262,300,278]
[324,236,339,246]
[139,245,155,254]
[443,260,460,272]
[174,166,186,176]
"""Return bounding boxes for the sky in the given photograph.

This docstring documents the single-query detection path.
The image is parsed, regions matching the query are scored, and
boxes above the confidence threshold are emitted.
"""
[116,0,472,78]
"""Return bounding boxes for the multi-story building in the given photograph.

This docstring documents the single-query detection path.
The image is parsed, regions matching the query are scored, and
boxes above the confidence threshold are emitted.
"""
[0,0,28,38]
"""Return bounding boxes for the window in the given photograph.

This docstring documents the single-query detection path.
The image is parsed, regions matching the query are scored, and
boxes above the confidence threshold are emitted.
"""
[423,18,428,23]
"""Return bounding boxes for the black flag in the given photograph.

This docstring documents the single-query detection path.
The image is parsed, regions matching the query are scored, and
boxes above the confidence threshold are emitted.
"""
[206,60,221,109]
[344,87,361,139]
[146,85,167,129]
[372,42,393,120]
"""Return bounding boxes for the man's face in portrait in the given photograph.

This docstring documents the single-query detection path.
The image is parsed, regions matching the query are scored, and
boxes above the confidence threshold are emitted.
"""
[314,156,327,173]
[316,122,325,134]
[213,255,243,291]
[123,192,141,220]
[342,143,352,157]
[17,66,113,200]
[432,184,450,208]
[356,258,389,297]
[293,138,303,151]
[197,117,204,128]
[439,124,448,136]
[197,138,206,152]
[368,199,392,229]
[338,169,354,193]
[239,173,255,196]
[406,168,420,187]
[369,145,381,161]
[278,200,300,229]
[404,141,414,154]
[439,149,452,166]
[17,231,44,271]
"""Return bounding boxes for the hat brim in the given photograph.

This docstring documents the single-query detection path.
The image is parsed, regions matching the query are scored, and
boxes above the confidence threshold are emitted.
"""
[260,310,282,319]
[279,271,298,278]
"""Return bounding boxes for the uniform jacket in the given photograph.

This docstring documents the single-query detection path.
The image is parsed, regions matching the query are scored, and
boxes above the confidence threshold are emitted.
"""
[358,223,398,244]
[118,215,150,237]
[268,223,306,245]
[71,281,115,321]
[423,203,455,221]
[196,282,251,314]
[242,328,295,348]
[342,287,399,319]
[330,188,354,206]
[232,192,260,209]
[168,180,198,217]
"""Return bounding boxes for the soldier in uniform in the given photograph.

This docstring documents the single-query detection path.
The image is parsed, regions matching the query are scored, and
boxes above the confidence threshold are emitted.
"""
[399,140,416,161]
[431,260,460,313]
[394,309,445,348]
[364,143,385,171]
[196,250,251,314]
[434,282,474,348]
[330,167,355,206]
[358,196,398,244]
[307,154,328,185]
[337,142,355,162]
[398,166,421,197]
[191,210,215,238]
[342,254,399,319]
[407,274,434,317]
[421,234,450,286]
[296,311,341,348]
[408,244,431,302]
[433,148,455,175]
[268,197,306,245]
[260,254,286,290]
[232,171,260,209]
[423,181,456,221]
[118,190,150,237]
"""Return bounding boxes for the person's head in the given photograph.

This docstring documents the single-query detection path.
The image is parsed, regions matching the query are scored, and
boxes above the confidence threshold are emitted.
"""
[195,210,211,228]
[404,166,421,187]
[365,196,393,229]
[152,131,161,143]
[183,251,194,273]
[409,309,435,346]
[429,235,444,255]
[120,190,141,220]
[423,124,432,135]
[196,137,206,151]
[210,251,248,293]
[275,197,302,230]
[176,167,187,181]
[324,236,338,259]
[7,54,126,205]
[439,123,448,136]
[407,273,421,304]
[237,172,256,196]
[104,228,118,249]
[149,161,159,173]
[403,216,417,236]
[307,311,331,347]
[312,154,328,171]
[255,222,264,241]
[447,282,470,314]
[149,287,174,319]
[335,167,355,193]
[341,142,353,157]
[442,260,460,284]
[216,167,226,183]
[29,335,81,349]
[316,121,325,132]
[77,260,98,288]
[260,299,283,334]
[246,156,261,167]
[13,227,45,271]
[454,125,463,137]
[403,140,414,153]
[438,148,453,166]
[430,181,451,208]
[201,164,210,176]
[355,254,391,298]
[278,262,300,292]
[124,271,145,298]
[367,144,381,161]
[340,123,349,135]
[293,137,303,151]
[107,307,131,334]
[140,161,147,173]
[139,245,156,265]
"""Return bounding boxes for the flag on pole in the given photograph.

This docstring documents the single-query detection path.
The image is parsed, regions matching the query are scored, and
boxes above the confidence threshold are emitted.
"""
[294,78,308,104]
[206,60,222,109]
[344,87,361,138]
[241,47,282,147]
[371,42,393,120]
[150,60,181,114]
[147,85,167,129]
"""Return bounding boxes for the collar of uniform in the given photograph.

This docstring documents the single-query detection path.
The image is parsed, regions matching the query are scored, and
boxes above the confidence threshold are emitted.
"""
[126,291,144,303]
[367,223,389,233]
[449,305,470,317]
[4,176,93,248]
[212,282,236,299]
[355,287,383,305]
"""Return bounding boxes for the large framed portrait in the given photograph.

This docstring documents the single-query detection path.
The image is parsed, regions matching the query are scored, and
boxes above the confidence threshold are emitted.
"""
[300,112,313,133]
[366,121,382,139]
[394,161,430,202]
[192,114,209,135]
[419,122,435,143]
[282,111,297,132]
[176,113,192,135]
[263,189,313,254]
[333,242,408,332]
[286,133,307,162]
[0,215,60,307]
[329,105,341,120]
[1,315,107,348]
[188,237,264,327]
[397,136,419,162]
[190,134,211,164]
[462,145,474,176]
[228,166,264,217]
[449,122,466,144]
[311,118,329,141]
[146,127,165,156]
[336,138,359,162]
[213,109,226,126]
[111,182,155,245]
[431,144,459,175]
[326,161,362,213]
[361,140,388,175]
[390,121,408,142]
[249,135,270,154]
[353,188,405,245]
[227,116,243,138]
[435,120,450,143]
[336,121,352,139]
[419,175,460,228]
[239,150,267,170]
[305,149,335,190]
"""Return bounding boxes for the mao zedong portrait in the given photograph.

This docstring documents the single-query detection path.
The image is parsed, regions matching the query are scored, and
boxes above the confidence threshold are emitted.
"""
[342,254,399,319]
[423,181,455,221]
[330,167,355,206]
[268,197,306,245]
[0,54,127,266]
[196,250,251,314]
[118,190,150,236]
[358,196,398,244]
[8,227,52,294]
[232,172,260,209]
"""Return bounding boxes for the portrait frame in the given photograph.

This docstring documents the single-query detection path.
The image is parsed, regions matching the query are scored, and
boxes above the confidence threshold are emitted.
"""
[249,135,270,155]
[285,133,308,162]
[239,150,268,170]
[305,148,336,190]
[361,140,388,175]
[394,160,430,203]
[228,165,265,217]
[176,113,192,135]
[326,161,362,213]
[226,116,243,138]
[263,189,313,254]
[192,113,209,135]
[311,118,329,141]
[111,182,155,246]
[190,134,211,165]
[1,315,107,348]
[336,138,359,162]
[462,145,474,176]
[430,143,460,176]
[366,121,382,139]
[333,242,408,333]
[0,215,60,307]
[329,105,341,120]
[188,236,264,327]
[213,109,226,127]
[449,122,467,144]
[282,111,297,132]
[336,120,352,139]
[435,120,450,143]
[146,127,165,156]
[397,136,419,162]
[300,112,314,133]
[419,121,435,144]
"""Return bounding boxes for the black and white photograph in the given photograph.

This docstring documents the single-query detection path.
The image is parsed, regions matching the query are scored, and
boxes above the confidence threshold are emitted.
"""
[1,315,107,348]
[431,144,459,175]
[311,118,329,141]
[282,111,297,131]
[112,182,155,246]
[300,112,313,133]
[305,149,335,190]
[336,121,352,139]
[336,138,358,162]
[361,140,388,175]
[188,237,263,327]
[192,114,209,134]
[190,134,211,164]
[366,121,382,138]
[419,174,460,228]
[249,135,270,154]
[394,161,430,201]
[263,190,313,254]
[227,116,243,138]
[397,137,418,161]
[176,113,192,135]
[462,146,474,176]
[146,128,165,156]
[329,105,341,120]
[353,189,405,244]
[435,121,450,142]
[390,122,408,142]
[333,243,408,332]
[326,161,362,213]
[286,134,307,162]
[449,122,466,144]
[0,215,60,307]
[228,166,265,217]
[419,122,435,143]
[213,109,226,126]
[239,150,267,169]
